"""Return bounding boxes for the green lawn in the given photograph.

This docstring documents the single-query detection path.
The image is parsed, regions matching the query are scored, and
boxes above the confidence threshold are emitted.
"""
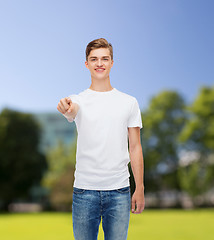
[0,209,213,240]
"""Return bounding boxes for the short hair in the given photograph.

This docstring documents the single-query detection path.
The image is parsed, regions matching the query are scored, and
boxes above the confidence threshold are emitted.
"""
[85,38,113,61]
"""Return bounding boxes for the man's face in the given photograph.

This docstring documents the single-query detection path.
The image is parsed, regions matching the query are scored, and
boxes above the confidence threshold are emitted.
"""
[85,48,114,80]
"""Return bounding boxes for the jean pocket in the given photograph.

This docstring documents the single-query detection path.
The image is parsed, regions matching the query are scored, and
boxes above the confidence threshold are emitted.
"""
[115,186,130,193]
[73,187,86,194]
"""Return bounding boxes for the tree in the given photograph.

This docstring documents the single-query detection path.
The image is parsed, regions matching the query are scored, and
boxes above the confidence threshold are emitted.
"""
[0,108,47,211]
[142,91,186,192]
[177,161,212,203]
[178,86,214,153]
[41,138,76,211]
[178,86,214,203]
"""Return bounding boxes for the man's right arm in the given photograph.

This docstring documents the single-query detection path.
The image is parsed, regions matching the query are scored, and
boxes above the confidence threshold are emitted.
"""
[57,97,79,122]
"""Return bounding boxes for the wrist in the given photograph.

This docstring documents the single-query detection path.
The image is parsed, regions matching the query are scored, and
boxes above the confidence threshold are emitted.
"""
[63,112,74,122]
[135,185,145,192]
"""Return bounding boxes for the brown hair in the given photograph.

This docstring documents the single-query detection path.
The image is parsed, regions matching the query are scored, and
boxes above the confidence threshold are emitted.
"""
[85,38,113,61]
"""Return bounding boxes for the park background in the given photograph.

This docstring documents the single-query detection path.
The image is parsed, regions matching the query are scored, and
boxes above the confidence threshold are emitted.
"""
[0,0,214,239]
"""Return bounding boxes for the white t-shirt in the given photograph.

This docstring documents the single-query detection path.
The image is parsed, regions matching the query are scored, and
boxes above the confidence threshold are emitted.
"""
[63,87,143,190]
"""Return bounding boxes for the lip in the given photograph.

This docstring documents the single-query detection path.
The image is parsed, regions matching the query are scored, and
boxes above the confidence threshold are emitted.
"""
[95,68,105,73]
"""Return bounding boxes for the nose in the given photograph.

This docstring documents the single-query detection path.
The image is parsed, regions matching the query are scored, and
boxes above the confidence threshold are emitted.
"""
[97,59,103,67]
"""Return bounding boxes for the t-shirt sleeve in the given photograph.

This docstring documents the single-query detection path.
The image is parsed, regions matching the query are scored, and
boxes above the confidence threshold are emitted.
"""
[127,98,143,129]
[63,94,80,123]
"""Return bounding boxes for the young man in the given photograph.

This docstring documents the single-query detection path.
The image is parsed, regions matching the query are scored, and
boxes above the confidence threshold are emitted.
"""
[57,38,145,240]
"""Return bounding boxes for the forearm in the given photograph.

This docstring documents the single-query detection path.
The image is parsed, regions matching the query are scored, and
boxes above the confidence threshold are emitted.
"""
[129,144,144,191]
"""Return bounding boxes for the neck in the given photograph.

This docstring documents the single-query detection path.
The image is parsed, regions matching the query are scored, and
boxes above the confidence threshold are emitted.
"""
[89,76,113,92]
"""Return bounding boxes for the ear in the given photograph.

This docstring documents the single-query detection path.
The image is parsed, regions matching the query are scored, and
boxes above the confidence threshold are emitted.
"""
[111,59,114,67]
[85,61,89,69]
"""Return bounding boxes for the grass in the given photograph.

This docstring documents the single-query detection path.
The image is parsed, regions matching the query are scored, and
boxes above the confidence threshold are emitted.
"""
[0,209,213,240]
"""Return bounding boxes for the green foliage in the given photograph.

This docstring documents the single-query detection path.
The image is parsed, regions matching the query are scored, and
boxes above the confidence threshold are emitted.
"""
[142,91,186,191]
[178,161,212,198]
[177,86,214,198]
[0,108,47,210]
[48,165,75,211]
[41,139,77,211]
[178,86,214,152]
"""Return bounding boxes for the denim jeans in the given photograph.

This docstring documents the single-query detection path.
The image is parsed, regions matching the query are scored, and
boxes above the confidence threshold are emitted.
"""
[72,186,131,240]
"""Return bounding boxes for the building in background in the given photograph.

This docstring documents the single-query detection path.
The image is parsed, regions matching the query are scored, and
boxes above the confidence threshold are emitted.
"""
[33,113,76,153]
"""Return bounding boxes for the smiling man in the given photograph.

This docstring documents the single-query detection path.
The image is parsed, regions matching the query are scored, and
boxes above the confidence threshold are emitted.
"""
[57,38,145,240]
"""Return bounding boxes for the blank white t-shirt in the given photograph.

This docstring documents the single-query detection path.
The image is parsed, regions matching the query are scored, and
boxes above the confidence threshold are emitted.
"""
[63,87,143,190]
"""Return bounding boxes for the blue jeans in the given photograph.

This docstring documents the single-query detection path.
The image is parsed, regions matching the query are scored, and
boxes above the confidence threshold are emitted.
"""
[72,186,131,240]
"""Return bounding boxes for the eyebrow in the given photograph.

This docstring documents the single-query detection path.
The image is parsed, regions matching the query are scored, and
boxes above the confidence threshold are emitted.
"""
[89,56,110,59]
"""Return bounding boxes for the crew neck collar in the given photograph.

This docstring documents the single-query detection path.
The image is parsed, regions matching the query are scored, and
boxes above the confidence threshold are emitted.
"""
[87,87,116,94]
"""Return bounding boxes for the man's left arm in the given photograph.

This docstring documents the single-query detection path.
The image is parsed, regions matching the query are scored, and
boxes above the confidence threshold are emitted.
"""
[128,126,145,214]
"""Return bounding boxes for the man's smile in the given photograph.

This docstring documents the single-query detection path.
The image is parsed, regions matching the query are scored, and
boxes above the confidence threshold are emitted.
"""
[95,68,105,72]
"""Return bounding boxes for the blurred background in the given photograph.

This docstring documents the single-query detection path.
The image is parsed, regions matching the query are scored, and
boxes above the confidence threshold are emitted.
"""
[0,0,214,239]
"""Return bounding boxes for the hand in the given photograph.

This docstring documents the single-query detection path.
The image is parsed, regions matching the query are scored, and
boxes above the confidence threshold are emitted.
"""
[131,188,145,214]
[57,97,74,114]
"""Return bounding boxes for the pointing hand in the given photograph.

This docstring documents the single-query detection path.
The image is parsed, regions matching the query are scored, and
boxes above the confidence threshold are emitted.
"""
[57,97,75,114]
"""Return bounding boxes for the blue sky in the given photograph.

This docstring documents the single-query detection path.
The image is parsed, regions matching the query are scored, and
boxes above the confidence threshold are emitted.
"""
[0,0,213,113]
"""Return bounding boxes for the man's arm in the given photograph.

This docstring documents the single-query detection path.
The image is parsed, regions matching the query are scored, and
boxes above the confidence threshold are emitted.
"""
[128,126,145,214]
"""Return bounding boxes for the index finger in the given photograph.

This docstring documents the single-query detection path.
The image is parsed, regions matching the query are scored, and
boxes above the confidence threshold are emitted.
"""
[66,97,72,103]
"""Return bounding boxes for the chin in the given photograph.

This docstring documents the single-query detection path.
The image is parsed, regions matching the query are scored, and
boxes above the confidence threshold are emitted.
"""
[93,74,108,79]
